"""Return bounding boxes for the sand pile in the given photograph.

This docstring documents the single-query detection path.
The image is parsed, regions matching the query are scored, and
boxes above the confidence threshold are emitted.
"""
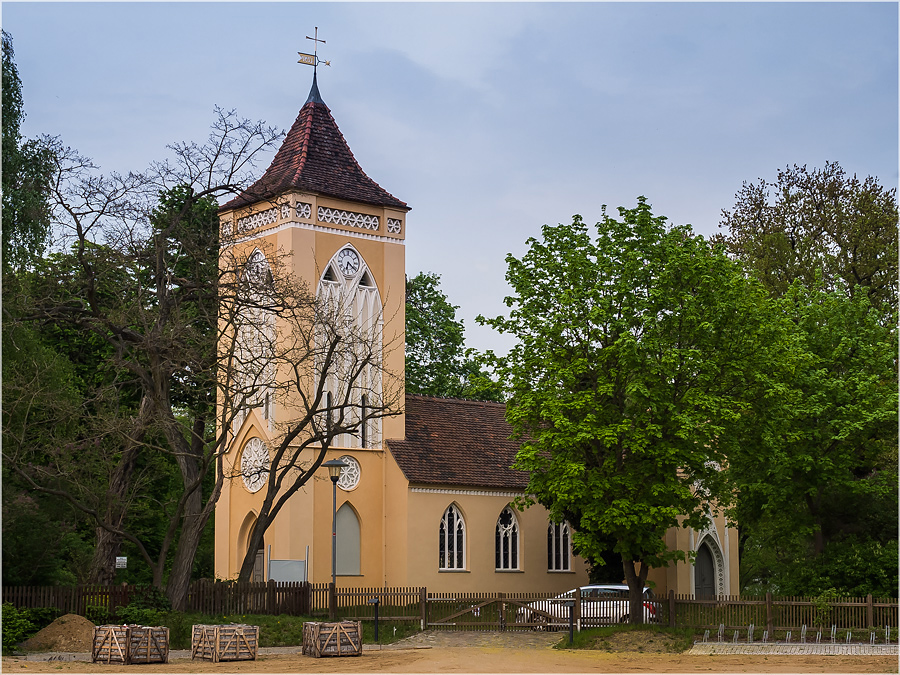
[22,614,95,653]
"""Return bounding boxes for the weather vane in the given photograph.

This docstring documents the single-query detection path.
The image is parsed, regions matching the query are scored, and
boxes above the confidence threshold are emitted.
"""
[298,27,331,71]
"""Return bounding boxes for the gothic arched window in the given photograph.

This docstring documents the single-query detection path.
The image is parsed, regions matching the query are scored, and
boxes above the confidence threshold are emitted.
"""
[439,504,466,570]
[495,507,520,570]
[316,245,383,449]
[335,503,361,576]
[232,248,276,433]
[547,521,571,571]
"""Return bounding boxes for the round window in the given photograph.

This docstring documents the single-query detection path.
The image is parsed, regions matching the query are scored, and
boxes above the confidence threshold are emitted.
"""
[337,455,361,491]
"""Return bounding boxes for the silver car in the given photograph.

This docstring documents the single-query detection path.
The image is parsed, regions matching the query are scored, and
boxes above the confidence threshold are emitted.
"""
[515,584,659,628]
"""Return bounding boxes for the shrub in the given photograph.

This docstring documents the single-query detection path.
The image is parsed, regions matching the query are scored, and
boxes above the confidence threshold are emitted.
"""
[2,603,35,654]
[84,604,110,626]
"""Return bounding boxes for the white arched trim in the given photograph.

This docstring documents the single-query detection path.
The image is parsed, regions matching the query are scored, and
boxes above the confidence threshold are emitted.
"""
[693,533,727,597]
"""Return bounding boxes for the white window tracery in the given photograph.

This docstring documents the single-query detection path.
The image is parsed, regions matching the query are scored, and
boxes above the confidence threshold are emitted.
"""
[439,504,466,570]
[547,521,571,571]
[315,245,383,449]
[231,249,276,434]
[495,507,520,570]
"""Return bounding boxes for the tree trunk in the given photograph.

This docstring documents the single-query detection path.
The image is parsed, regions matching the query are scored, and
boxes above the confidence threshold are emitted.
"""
[88,527,122,584]
[165,508,211,611]
[87,442,141,583]
[621,555,650,625]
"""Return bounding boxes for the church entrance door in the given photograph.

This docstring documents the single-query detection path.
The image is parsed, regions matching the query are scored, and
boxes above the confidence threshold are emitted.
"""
[694,543,716,598]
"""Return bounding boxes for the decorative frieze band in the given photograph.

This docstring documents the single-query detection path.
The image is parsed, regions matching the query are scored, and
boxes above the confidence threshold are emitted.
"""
[237,207,278,234]
[318,206,380,231]
[410,487,522,498]
[223,201,400,238]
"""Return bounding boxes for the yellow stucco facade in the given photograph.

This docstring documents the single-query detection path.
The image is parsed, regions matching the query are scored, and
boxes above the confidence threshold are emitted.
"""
[213,78,740,599]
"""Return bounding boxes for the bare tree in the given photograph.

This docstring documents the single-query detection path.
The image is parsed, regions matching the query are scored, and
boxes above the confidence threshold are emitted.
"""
[5,109,286,607]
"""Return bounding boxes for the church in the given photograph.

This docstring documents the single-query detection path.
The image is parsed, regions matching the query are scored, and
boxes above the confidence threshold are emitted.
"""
[213,68,738,598]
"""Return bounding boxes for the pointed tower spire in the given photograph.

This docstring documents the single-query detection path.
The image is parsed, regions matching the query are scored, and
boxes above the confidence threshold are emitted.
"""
[222,78,408,212]
[305,71,325,106]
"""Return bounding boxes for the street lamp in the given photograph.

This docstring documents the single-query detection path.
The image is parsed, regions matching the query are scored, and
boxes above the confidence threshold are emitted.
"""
[322,459,348,589]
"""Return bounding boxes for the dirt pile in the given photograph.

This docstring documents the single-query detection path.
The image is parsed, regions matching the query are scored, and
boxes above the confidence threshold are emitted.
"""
[23,614,95,653]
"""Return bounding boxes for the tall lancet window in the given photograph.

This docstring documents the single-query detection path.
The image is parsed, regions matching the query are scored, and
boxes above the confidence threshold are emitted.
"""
[232,248,276,434]
[496,506,520,570]
[439,504,466,570]
[547,521,571,571]
[316,245,383,449]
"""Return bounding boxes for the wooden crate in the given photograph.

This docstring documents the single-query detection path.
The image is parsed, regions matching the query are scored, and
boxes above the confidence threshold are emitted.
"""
[92,625,169,665]
[92,625,129,664]
[191,624,258,662]
[128,626,169,664]
[301,621,362,658]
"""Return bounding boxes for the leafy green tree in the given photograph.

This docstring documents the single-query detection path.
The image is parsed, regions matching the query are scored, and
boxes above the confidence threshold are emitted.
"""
[1,30,54,273]
[717,162,898,317]
[406,272,501,401]
[725,283,898,596]
[481,198,780,621]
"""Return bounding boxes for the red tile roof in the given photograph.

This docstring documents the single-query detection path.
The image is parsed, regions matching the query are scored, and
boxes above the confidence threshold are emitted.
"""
[386,395,529,490]
[222,78,409,212]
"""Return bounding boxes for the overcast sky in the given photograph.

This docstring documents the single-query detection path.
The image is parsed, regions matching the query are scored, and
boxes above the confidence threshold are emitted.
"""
[5,2,897,355]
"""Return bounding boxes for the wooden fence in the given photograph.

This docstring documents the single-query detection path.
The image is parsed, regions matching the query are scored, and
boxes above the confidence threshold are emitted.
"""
[2,581,310,618]
[4,583,897,634]
[669,592,899,632]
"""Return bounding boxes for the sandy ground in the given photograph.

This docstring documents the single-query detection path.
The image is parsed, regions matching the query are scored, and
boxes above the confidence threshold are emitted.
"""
[4,648,896,673]
[4,630,897,674]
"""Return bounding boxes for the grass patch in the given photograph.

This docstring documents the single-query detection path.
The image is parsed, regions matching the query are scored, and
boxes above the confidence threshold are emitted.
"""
[150,612,420,650]
[553,624,698,653]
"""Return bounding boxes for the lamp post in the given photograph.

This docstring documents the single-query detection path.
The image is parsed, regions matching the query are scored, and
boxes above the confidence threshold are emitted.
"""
[322,459,348,589]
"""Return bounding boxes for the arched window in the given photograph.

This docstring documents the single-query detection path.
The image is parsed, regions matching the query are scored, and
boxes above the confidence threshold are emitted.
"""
[547,521,570,571]
[495,507,520,570]
[335,503,361,576]
[316,245,383,449]
[439,504,465,570]
[232,248,276,433]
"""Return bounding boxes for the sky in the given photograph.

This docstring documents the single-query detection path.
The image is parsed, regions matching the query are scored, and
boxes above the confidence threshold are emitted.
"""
[4,1,897,356]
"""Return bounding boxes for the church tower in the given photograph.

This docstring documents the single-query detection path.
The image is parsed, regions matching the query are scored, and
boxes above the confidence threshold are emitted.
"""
[214,71,410,583]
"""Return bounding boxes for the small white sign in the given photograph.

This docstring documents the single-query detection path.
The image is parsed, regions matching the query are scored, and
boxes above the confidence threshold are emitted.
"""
[115,556,127,569]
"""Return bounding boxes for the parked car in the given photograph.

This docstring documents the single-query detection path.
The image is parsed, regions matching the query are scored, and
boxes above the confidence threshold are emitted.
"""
[515,584,659,628]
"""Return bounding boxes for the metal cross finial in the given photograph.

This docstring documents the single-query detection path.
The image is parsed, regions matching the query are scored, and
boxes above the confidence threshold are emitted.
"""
[307,26,325,57]
[298,27,331,71]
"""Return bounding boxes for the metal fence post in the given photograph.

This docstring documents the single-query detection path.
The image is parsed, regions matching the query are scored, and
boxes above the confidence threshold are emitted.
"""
[669,589,676,628]
[420,587,427,631]
[574,586,582,632]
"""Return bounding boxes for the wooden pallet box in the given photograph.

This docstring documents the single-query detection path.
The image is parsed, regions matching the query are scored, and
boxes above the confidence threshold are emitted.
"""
[92,625,129,664]
[128,626,169,664]
[191,624,258,662]
[92,625,170,665]
[301,621,362,658]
